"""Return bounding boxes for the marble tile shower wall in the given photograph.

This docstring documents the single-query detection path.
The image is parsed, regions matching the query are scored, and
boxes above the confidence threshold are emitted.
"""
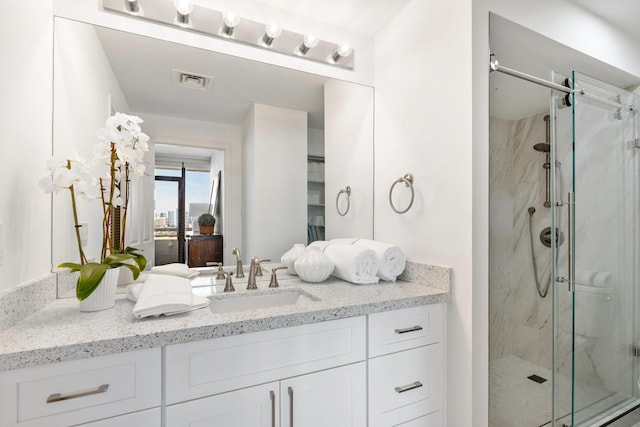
[490,112,553,369]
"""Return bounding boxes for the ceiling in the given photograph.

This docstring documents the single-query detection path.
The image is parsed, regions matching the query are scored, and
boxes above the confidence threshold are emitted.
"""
[570,0,640,42]
[251,0,411,36]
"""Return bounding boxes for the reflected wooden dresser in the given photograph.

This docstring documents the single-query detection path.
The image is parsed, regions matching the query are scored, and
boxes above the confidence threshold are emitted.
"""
[187,234,223,267]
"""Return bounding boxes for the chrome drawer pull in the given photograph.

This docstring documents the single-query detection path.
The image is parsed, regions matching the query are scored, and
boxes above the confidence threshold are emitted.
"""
[288,386,294,427]
[394,381,423,394]
[270,390,276,427]
[46,384,109,403]
[394,325,423,334]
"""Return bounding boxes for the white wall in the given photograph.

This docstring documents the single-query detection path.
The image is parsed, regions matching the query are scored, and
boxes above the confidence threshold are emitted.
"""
[324,80,374,240]
[0,2,54,292]
[374,1,473,425]
[52,18,131,267]
[242,104,308,262]
[141,113,242,266]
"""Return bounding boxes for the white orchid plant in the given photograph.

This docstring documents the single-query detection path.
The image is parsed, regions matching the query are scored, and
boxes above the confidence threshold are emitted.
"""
[40,113,149,301]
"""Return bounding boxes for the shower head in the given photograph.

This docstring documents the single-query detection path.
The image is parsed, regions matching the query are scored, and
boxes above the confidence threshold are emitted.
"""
[533,143,550,152]
[528,207,535,215]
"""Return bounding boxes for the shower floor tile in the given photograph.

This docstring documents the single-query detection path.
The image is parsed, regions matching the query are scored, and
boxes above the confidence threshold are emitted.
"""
[490,355,616,427]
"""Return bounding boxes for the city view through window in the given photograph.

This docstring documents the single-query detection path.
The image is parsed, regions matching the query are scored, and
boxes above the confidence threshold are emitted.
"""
[154,169,212,239]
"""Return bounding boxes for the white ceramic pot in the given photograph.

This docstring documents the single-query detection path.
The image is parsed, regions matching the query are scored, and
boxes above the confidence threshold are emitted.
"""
[281,243,306,275]
[294,246,334,283]
[79,267,120,312]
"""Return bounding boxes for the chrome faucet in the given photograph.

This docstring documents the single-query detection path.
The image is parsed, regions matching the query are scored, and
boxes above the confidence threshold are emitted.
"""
[232,248,244,278]
[247,257,261,290]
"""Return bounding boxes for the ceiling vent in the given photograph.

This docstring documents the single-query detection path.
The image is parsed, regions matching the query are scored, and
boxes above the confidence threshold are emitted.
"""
[172,69,213,91]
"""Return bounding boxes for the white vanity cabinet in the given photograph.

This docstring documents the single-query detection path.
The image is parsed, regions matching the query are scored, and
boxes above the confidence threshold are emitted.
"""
[165,316,367,426]
[166,363,366,427]
[0,348,161,427]
[367,304,444,427]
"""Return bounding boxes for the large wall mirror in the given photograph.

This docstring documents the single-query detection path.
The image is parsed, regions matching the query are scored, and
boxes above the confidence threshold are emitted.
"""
[52,17,374,281]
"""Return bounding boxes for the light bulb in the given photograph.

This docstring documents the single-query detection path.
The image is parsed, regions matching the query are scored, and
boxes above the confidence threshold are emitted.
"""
[221,12,240,37]
[330,44,353,63]
[173,0,193,26]
[297,34,318,55]
[261,24,282,47]
[174,0,194,15]
[124,0,140,14]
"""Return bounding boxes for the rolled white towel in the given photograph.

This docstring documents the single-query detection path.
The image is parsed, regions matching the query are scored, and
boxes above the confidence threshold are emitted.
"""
[132,274,207,318]
[352,239,406,281]
[322,243,379,284]
[308,240,331,251]
[150,263,200,279]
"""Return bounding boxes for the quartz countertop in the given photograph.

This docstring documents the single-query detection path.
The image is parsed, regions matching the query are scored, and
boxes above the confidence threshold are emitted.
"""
[0,266,450,372]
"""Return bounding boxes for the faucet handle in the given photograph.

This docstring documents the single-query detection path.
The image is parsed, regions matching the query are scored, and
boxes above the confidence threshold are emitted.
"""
[268,266,288,288]
[254,258,271,277]
[223,272,235,292]
[206,262,225,280]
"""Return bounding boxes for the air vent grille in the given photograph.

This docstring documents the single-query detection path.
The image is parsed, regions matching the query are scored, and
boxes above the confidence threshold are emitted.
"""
[172,69,213,91]
[180,73,207,88]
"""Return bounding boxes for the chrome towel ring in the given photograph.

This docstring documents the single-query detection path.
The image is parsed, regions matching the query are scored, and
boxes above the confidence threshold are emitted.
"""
[389,173,414,214]
[336,186,351,216]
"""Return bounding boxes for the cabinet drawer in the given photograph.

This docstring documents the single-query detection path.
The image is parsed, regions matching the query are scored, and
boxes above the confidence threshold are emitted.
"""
[395,410,442,427]
[368,304,442,357]
[76,408,161,426]
[0,348,161,427]
[368,345,442,427]
[165,316,366,404]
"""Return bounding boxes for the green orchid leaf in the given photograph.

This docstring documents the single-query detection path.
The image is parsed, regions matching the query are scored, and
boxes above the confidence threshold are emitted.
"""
[118,262,142,280]
[103,253,136,264]
[58,262,83,272]
[124,246,147,271]
[76,263,110,301]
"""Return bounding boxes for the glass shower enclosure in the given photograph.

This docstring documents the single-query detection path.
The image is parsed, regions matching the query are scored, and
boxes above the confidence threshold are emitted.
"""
[551,71,640,426]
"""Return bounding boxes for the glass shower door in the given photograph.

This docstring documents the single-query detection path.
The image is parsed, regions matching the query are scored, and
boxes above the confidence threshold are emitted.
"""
[551,71,639,426]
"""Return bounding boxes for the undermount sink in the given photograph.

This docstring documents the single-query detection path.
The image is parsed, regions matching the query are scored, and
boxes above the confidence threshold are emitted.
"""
[209,289,318,313]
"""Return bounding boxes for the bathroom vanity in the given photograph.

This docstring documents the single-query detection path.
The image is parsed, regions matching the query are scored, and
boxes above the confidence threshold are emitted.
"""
[0,266,449,426]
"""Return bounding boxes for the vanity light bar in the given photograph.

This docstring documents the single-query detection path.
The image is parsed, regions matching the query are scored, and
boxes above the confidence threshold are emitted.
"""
[102,0,355,70]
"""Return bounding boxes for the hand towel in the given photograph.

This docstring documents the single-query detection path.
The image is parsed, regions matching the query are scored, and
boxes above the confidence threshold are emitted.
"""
[132,274,207,318]
[352,239,406,281]
[127,279,210,316]
[322,243,379,284]
[150,263,200,279]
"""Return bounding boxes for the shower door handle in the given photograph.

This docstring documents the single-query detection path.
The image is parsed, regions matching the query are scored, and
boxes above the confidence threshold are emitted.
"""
[556,192,575,292]
[566,192,575,292]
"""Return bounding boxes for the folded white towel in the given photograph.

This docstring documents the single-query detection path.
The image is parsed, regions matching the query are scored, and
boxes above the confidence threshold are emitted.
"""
[150,263,200,279]
[131,274,208,318]
[352,239,406,281]
[322,243,379,284]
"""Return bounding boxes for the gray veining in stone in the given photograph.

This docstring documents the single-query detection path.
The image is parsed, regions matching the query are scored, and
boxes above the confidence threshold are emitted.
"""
[0,274,56,332]
[0,262,450,371]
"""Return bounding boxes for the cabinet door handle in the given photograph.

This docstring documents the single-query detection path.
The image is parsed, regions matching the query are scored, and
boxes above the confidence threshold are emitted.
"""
[270,390,276,427]
[394,381,423,394]
[288,386,294,427]
[46,384,109,403]
[394,325,423,334]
